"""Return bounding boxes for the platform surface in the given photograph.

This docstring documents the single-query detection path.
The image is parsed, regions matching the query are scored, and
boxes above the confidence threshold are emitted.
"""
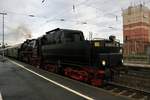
[0,58,130,100]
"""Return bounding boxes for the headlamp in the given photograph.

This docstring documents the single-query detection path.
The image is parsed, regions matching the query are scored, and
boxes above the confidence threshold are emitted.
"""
[102,60,106,66]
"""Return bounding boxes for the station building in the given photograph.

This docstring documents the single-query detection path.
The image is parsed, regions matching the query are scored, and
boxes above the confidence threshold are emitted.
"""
[122,4,150,56]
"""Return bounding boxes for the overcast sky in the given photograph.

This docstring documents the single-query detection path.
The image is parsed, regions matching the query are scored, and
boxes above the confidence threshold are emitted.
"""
[0,0,150,45]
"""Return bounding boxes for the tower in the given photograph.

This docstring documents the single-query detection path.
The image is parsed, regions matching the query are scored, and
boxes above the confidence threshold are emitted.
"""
[122,4,150,55]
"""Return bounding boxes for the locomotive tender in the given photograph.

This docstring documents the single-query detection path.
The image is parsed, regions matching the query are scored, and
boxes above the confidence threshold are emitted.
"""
[4,28,123,86]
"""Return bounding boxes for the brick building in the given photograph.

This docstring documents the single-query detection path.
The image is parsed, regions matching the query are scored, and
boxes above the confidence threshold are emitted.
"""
[122,4,150,56]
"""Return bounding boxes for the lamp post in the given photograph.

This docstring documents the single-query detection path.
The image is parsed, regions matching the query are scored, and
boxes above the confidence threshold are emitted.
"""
[0,12,7,59]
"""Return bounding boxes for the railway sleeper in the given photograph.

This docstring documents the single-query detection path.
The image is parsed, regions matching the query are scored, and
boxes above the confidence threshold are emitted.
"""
[103,82,150,100]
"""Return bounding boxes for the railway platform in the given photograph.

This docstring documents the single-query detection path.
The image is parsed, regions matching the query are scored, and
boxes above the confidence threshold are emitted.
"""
[0,57,130,100]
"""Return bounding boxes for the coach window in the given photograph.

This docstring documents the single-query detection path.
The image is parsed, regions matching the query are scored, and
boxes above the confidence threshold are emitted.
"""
[60,32,65,43]
[41,35,48,45]
[32,40,36,48]
[74,32,84,42]
[56,31,62,43]
[64,32,74,42]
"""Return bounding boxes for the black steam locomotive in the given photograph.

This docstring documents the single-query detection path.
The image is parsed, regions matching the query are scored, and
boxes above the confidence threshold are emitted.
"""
[4,28,123,86]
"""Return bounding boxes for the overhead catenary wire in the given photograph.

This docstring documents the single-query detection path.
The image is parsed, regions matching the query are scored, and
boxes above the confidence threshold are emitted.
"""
[67,0,122,28]
[0,0,99,29]
[3,0,150,23]
[2,0,150,34]
[2,0,121,25]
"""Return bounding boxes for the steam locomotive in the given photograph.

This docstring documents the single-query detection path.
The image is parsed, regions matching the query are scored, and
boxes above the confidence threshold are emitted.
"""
[4,28,123,86]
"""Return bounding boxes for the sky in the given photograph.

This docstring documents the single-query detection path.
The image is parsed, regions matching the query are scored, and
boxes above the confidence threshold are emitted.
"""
[0,0,150,45]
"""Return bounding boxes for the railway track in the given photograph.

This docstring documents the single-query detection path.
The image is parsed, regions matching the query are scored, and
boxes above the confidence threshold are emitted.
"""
[102,82,150,100]
[110,65,150,100]
[119,64,150,75]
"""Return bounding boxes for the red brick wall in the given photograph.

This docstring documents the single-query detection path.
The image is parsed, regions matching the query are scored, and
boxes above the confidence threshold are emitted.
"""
[124,28,149,42]
[123,22,150,55]
[123,41,148,55]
